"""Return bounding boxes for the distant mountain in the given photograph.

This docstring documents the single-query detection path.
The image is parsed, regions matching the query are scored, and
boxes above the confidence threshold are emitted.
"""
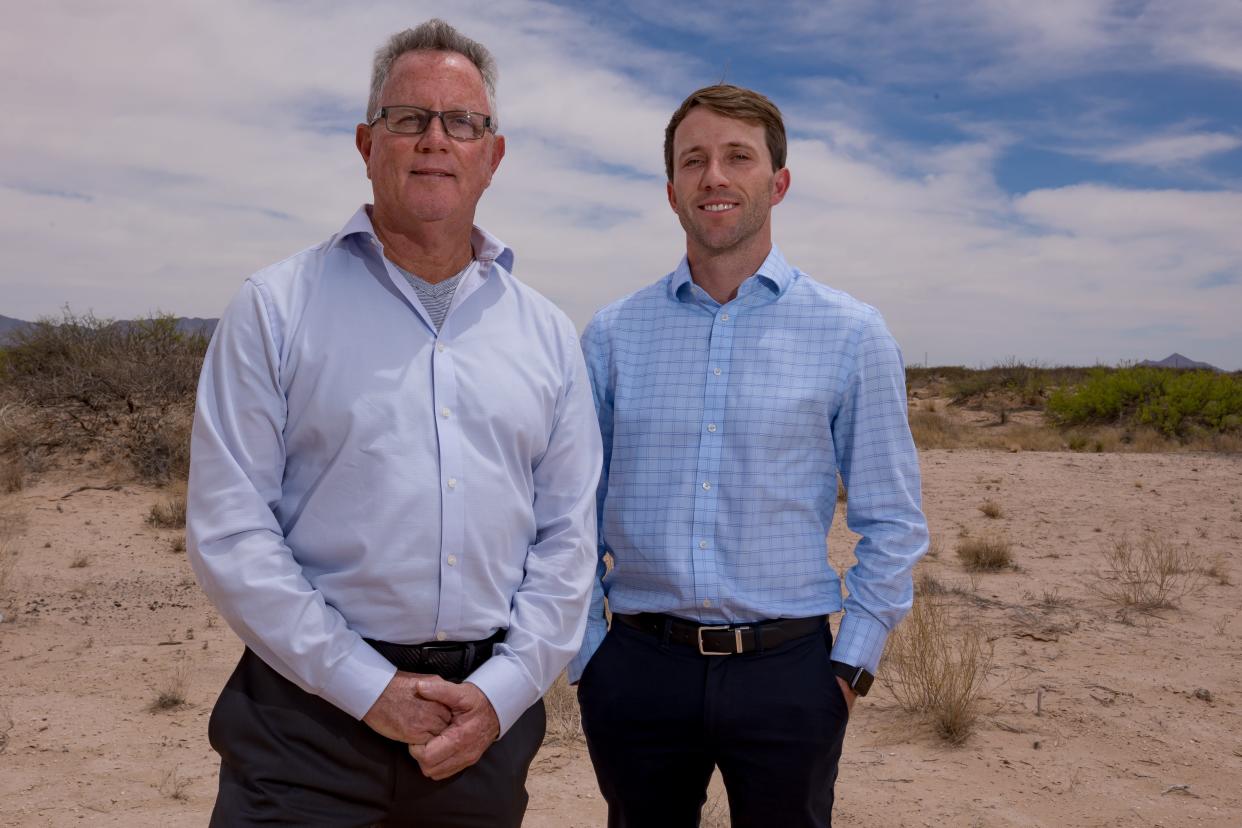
[1138,353,1221,371]
[0,314,217,345]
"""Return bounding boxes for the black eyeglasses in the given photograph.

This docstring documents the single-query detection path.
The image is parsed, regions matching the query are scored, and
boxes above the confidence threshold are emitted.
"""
[368,105,495,141]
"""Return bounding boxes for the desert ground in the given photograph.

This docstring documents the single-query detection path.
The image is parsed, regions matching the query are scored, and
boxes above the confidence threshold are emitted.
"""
[2,438,1240,826]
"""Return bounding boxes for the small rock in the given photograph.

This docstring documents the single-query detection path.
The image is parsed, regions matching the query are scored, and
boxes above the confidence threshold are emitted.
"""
[1193,688,1213,702]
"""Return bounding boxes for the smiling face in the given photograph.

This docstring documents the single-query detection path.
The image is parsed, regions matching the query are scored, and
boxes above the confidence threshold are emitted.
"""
[355,50,504,234]
[667,106,789,261]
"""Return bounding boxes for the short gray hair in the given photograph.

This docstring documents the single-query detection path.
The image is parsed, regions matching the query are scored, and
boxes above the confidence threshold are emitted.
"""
[366,19,499,129]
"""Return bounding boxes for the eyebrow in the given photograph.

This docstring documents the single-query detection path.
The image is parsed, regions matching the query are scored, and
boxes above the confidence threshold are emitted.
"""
[677,141,759,161]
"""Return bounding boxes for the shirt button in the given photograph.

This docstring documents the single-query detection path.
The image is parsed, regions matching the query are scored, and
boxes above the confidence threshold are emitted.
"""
[699,540,708,549]
[436,631,447,641]
[440,406,451,418]
[720,313,730,321]
[446,554,457,566]
[702,481,711,491]
[707,423,717,433]
[713,367,722,376]
[447,477,457,489]
[436,342,445,353]
[702,599,712,608]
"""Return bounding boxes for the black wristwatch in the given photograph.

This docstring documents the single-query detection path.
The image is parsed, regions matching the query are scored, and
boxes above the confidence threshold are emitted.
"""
[831,661,874,697]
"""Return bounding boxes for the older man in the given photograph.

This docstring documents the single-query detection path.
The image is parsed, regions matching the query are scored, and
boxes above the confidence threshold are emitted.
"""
[187,20,601,826]
[570,85,929,827]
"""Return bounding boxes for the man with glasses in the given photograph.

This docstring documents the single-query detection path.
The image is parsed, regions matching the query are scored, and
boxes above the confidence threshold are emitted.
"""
[187,19,601,826]
[570,84,928,827]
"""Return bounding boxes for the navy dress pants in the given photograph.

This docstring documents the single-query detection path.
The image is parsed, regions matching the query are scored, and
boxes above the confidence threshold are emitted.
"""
[577,620,850,828]
[207,648,545,827]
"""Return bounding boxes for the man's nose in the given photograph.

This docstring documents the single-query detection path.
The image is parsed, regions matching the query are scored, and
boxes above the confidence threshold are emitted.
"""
[701,157,729,188]
[415,116,452,150]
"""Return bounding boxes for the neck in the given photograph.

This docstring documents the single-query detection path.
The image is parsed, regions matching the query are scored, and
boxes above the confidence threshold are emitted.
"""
[370,207,474,284]
[686,238,772,305]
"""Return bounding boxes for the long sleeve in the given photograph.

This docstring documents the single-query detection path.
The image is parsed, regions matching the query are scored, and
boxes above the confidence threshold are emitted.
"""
[567,316,614,683]
[829,311,929,674]
[466,326,603,733]
[186,279,396,720]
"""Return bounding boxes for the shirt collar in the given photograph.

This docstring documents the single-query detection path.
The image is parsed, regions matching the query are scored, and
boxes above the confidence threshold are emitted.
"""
[669,245,795,304]
[334,204,516,275]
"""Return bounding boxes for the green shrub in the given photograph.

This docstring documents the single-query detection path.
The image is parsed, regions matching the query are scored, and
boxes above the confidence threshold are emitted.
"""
[1048,366,1242,438]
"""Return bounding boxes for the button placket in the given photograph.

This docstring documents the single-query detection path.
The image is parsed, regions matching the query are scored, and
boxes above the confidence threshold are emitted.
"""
[689,306,733,614]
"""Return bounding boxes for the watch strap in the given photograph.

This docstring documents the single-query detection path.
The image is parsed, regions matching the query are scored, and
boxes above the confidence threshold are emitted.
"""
[830,660,874,696]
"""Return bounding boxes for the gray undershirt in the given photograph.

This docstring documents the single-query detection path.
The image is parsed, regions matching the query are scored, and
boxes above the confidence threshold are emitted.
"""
[397,260,475,332]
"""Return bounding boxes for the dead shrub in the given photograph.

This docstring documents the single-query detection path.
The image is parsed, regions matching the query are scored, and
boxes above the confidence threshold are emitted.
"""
[149,662,190,711]
[956,534,1013,571]
[883,597,992,744]
[69,552,90,569]
[1200,552,1232,586]
[979,499,1003,519]
[158,765,190,801]
[147,492,187,530]
[1092,533,1202,610]
[0,457,22,493]
[542,672,582,744]
[0,704,12,754]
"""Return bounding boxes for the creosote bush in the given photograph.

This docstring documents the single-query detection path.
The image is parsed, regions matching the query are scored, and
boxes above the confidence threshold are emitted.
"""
[883,597,992,744]
[1048,366,1242,439]
[147,494,187,530]
[0,309,207,484]
[541,672,582,744]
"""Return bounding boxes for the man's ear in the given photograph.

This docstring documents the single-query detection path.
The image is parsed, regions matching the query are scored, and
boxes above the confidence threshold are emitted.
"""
[770,167,790,206]
[356,123,373,179]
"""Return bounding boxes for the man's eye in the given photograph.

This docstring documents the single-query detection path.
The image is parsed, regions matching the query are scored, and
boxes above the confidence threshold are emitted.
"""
[731,153,750,161]
[394,114,425,128]
[448,113,475,128]
[683,158,703,167]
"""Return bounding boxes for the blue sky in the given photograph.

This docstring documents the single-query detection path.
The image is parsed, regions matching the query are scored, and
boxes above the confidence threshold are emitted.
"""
[2,0,1240,368]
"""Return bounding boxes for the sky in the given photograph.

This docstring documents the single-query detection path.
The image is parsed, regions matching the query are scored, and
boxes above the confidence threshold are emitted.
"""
[2,0,1240,369]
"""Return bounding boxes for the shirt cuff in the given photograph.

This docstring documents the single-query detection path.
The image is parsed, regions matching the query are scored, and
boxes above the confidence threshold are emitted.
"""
[831,611,890,675]
[317,638,398,721]
[466,654,540,737]
[567,615,608,683]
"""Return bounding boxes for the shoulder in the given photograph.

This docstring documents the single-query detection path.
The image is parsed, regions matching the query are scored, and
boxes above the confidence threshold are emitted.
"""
[584,275,676,341]
[785,271,887,330]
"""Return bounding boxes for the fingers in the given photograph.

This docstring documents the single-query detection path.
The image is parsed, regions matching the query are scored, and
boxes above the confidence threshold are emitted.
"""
[413,678,473,710]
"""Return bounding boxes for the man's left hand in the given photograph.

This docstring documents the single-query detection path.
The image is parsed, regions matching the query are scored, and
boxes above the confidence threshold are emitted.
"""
[408,680,501,780]
[836,676,858,713]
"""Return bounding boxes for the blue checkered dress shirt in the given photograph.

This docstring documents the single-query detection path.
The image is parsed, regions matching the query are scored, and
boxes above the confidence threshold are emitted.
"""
[568,246,928,681]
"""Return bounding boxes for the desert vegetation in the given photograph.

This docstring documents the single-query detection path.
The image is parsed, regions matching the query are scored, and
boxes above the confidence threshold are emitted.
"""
[906,360,1242,452]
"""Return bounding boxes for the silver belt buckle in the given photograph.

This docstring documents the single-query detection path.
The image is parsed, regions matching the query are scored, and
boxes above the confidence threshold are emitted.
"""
[697,624,748,655]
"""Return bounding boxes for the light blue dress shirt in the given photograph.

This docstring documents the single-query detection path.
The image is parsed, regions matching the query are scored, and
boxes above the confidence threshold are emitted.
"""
[187,206,602,735]
[568,246,927,682]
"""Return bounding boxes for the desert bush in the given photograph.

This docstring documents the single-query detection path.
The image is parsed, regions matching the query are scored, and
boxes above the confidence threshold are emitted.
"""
[0,457,20,493]
[883,597,992,744]
[158,766,190,801]
[149,662,190,711]
[542,672,582,744]
[1091,534,1202,610]
[147,493,187,529]
[956,534,1013,571]
[0,309,206,483]
[947,359,1091,407]
[979,499,1003,519]
[1048,366,1242,438]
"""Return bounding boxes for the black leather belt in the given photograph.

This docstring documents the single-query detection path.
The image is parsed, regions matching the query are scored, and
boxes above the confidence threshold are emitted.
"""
[365,630,504,681]
[615,612,826,655]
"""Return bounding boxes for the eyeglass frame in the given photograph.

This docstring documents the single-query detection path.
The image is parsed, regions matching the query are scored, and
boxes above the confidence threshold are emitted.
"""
[367,105,496,141]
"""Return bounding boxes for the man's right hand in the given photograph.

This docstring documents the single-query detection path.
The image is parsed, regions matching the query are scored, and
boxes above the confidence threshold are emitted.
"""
[362,671,453,745]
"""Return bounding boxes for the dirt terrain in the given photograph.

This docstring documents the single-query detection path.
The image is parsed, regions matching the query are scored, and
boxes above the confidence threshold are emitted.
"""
[1,447,1240,827]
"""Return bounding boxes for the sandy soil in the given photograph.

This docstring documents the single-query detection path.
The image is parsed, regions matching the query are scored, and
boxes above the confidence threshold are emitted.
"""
[1,448,1240,827]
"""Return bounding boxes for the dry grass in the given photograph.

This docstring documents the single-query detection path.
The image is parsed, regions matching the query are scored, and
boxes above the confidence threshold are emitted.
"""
[883,597,992,744]
[158,766,190,801]
[956,534,1013,571]
[149,662,190,712]
[1200,552,1232,586]
[908,408,965,449]
[0,506,25,618]
[700,789,730,827]
[541,672,582,744]
[0,704,12,754]
[147,493,187,530]
[979,499,1003,519]
[0,457,22,493]
[1091,533,1203,610]
[69,552,90,569]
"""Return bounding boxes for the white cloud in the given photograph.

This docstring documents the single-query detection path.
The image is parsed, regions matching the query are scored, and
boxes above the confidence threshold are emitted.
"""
[0,1,1239,369]
[1094,132,1242,168]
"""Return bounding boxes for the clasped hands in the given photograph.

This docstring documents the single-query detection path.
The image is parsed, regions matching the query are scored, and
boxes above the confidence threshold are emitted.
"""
[363,672,500,780]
